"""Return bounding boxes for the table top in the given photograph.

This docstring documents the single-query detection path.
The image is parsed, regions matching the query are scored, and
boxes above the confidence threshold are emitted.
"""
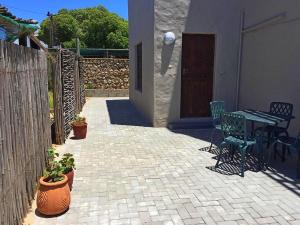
[234,109,287,126]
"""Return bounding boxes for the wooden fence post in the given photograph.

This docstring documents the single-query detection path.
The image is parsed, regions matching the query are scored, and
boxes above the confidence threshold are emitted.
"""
[52,50,65,145]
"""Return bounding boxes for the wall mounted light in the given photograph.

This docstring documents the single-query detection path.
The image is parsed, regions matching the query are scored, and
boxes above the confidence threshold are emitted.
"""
[163,32,176,45]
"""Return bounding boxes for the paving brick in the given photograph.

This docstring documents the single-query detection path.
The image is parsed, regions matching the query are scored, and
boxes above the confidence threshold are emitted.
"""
[217,221,239,225]
[290,220,300,225]
[255,217,276,224]
[32,98,300,225]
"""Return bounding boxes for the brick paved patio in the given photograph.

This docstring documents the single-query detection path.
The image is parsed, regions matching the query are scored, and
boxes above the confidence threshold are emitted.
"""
[34,97,300,225]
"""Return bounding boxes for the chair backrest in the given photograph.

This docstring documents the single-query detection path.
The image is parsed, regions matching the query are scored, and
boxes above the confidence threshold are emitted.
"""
[270,102,293,117]
[221,112,247,143]
[270,102,293,128]
[210,101,225,126]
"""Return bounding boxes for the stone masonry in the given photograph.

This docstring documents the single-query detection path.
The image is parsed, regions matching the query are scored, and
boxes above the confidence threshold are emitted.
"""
[80,58,129,90]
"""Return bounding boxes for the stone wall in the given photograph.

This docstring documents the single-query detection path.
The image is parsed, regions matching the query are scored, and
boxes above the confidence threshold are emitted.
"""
[80,58,129,91]
[85,89,129,97]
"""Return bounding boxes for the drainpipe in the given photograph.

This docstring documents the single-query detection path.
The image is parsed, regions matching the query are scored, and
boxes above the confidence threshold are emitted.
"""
[235,11,286,110]
[242,12,286,34]
[235,10,245,110]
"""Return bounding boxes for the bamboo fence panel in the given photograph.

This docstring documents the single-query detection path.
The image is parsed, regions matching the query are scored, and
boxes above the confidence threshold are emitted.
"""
[0,41,51,225]
[51,50,65,144]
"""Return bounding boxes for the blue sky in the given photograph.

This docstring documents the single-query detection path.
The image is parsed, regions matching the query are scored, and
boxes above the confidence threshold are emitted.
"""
[0,0,128,23]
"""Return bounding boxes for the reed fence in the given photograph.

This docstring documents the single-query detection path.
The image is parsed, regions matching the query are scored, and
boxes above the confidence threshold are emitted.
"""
[0,41,51,225]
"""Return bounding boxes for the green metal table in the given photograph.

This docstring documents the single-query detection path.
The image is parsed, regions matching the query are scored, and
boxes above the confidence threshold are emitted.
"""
[235,110,286,125]
[234,109,287,169]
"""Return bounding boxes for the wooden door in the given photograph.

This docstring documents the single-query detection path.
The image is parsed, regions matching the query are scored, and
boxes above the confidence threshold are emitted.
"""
[180,34,215,118]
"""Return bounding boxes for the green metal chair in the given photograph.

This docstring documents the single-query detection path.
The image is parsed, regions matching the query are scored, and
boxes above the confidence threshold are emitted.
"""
[209,101,225,152]
[215,112,257,177]
[269,131,300,177]
[256,102,294,147]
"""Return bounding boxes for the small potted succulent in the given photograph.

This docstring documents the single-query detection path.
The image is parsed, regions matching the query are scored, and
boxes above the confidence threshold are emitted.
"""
[59,153,76,191]
[71,114,87,139]
[37,148,71,216]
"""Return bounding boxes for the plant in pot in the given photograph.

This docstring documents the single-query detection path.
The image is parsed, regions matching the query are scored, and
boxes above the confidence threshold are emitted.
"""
[71,114,87,139]
[59,153,75,191]
[37,148,71,216]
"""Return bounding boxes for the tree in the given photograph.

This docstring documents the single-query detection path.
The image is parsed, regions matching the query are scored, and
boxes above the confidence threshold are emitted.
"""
[39,13,80,47]
[39,6,128,49]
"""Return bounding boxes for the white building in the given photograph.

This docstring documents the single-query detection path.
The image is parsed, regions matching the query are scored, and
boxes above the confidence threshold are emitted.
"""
[128,0,300,135]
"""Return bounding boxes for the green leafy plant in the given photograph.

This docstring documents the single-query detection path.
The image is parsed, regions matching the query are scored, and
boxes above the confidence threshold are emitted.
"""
[71,114,86,126]
[48,91,54,110]
[47,147,59,164]
[43,161,64,183]
[59,153,76,174]
[85,83,95,89]
[43,148,64,183]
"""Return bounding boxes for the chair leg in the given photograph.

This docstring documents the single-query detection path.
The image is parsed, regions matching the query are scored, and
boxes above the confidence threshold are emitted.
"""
[266,141,277,169]
[297,151,300,178]
[274,143,278,160]
[240,146,248,177]
[249,145,254,154]
[215,142,225,168]
[282,145,286,162]
[251,121,255,136]
[256,135,265,170]
[230,145,236,161]
[284,130,289,137]
[267,131,271,148]
[284,131,291,155]
[209,128,216,152]
[284,131,291,156]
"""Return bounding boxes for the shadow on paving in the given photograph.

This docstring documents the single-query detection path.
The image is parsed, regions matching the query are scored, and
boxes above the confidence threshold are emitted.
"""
[170,128,222,154]
[209,145,300,196]
[207,149,262,175]
[106,99,300,195]
[262,151,300,196]
[106,99,152,127]
[172,128,300,196]
[35,209,69,218]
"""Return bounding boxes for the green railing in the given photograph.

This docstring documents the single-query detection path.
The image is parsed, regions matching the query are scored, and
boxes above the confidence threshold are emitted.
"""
[69,48,129,58]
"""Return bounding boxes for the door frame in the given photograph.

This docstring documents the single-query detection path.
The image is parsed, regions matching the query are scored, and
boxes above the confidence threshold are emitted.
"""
[180,32,217,119]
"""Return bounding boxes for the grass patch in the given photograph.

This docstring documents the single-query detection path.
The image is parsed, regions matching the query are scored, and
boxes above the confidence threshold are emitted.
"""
[48,91,54,110]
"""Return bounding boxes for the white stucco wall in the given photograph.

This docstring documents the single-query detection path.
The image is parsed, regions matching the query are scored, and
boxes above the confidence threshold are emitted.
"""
[128,0,155,124]
[239,0,300,135]
[153,0,242,126]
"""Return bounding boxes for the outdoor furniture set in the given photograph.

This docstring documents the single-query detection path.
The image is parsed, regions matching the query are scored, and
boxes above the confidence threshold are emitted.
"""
[209,101,299,177]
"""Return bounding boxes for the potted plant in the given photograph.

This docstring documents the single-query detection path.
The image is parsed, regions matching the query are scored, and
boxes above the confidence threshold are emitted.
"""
[71,114,87,139]
[59,153,75,191]
[37,148,71,216]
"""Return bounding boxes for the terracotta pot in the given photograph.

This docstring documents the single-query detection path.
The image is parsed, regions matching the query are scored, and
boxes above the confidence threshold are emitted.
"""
[37,175,71,216]
[72,122,87,139]
[65,170,74,191]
